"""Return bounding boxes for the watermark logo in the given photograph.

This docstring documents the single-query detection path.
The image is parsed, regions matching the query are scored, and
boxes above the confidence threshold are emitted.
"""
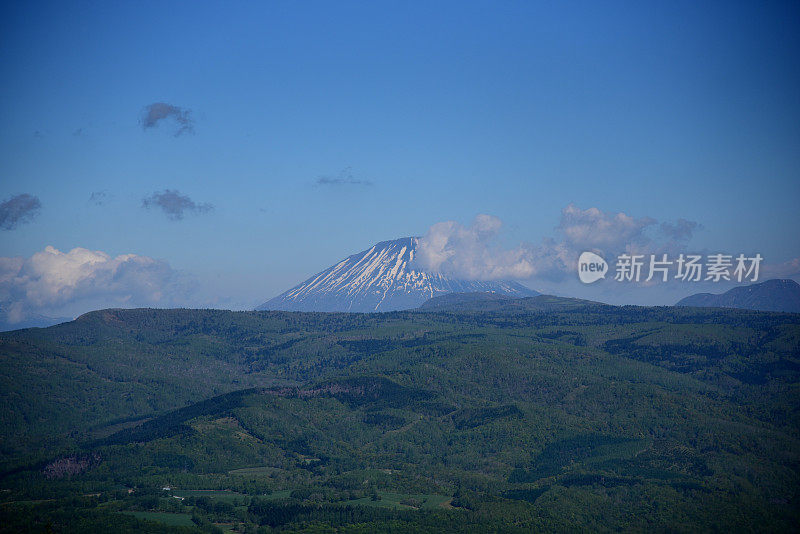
[578,252,763,284]
[578,251,608,284]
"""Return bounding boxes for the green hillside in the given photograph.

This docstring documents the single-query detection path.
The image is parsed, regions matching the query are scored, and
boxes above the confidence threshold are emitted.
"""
[1,300,799,532]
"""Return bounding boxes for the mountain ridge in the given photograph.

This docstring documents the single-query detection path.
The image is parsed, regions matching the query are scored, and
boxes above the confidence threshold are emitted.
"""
[676,278,800,312]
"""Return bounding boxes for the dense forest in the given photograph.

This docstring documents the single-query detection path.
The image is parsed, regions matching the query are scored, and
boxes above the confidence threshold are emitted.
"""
[1,296,798,532]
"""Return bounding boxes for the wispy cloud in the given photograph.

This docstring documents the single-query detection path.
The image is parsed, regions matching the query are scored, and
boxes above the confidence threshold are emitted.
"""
[315,167,373,187]
[89,190,110,206]
[659,218,702,242]
[142,190,213,221]
[0,194,41,230]
[140,102,194,136]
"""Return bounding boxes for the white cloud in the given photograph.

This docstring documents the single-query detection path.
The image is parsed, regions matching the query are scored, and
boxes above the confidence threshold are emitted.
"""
[416,205,702,282]
[531,204,669,280]
[416,214,535,280]
[556,204,655,252]
[0,246,193,324]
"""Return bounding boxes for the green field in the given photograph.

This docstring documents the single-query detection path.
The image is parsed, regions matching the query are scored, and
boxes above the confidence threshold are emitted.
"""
[346,492,452,509]
[171,490,244,502]
[228,466,283,477]
[120,511,194,526]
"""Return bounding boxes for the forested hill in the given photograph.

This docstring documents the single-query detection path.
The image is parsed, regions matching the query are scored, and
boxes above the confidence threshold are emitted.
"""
[417,292,608,312]
[1,302,799,532]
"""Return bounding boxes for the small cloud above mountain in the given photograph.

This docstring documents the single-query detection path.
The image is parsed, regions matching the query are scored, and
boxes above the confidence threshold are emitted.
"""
[659,218,702,242]
[140,102,194,136]
[89,190,110,206]
[0,193,41,230]
[142,190,213,221]
[315,167,372,187]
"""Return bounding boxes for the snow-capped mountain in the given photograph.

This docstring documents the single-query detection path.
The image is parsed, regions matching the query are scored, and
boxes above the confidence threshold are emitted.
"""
[257,237,538,312]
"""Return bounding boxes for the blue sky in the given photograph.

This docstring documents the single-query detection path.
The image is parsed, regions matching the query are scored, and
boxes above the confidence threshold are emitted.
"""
[1,1,799,317]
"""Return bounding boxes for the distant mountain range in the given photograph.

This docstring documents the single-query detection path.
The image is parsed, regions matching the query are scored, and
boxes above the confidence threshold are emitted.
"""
[257,237,538,312]
[676,279,800,313]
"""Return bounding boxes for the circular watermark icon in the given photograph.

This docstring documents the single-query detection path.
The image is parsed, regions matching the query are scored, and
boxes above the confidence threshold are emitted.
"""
[577,251,608,284]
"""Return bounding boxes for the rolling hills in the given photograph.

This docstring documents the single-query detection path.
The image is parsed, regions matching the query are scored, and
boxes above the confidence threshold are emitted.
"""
[1,299,799,532]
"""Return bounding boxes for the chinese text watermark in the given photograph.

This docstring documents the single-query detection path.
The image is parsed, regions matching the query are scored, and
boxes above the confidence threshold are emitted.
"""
[578,253,762,284]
